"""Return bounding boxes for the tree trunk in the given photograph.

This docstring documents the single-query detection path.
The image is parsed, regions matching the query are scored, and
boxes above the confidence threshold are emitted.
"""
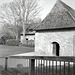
[16,24,19,40]
[21,0,27,44]
[22,23,26,44]
[16,33,19,40]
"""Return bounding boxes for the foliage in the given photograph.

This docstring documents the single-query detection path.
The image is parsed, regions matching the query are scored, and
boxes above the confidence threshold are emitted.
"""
[0,0,41,41]
[0,65,3,71]
[0,26,16,40]
[1,34,15,40]
[0,37,6,44]
[17,64,23,69]
[22,40,34,47]
[0,33,16,44]
[1,65,73,75]
[27,40,34,46]
[1,22,23,40]
[0,39,4,44]
[6,39,19,46]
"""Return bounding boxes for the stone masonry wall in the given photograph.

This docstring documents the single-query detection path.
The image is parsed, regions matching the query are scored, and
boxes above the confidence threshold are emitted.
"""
[35,30,75,56]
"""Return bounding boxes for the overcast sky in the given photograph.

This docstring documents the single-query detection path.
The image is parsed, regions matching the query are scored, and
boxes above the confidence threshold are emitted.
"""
[0,0,75,19]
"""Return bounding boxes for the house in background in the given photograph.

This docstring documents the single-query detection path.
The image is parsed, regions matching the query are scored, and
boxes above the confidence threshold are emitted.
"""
[20,23,38,46]
[20,30,35,43]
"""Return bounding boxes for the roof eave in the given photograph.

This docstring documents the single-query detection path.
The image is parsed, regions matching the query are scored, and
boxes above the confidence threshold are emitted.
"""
[34,27,75,32]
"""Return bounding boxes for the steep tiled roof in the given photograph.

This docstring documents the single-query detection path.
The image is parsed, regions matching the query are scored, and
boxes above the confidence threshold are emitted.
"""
[34,0,75,31]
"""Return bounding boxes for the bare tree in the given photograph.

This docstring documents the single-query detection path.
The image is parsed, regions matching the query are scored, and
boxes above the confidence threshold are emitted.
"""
[0,0,40,44]
[0,2,22,40]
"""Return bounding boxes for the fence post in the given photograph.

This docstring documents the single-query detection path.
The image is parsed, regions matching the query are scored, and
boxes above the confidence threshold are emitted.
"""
[73,58,75,75]
[29,59,35,75]
[5,57,8,71]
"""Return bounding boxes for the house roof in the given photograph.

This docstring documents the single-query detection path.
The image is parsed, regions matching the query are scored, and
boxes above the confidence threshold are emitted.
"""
[20,31,35,35]
[34,0,75,31]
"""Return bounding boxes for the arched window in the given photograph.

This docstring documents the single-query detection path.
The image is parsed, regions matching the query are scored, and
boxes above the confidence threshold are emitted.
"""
[52,42,60,56]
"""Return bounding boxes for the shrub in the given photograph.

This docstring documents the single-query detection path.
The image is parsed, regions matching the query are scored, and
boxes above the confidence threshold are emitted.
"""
[28,40,34,46]
[0,39,4,44]
[22,40,34,47]
[1,34,16,45]
[6,39,19,46]
[0,65,3,70]
[1,37,6,44]
[17,64,23,69]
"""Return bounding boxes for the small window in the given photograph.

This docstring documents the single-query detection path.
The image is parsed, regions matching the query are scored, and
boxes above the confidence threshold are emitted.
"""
[26,38,28,40]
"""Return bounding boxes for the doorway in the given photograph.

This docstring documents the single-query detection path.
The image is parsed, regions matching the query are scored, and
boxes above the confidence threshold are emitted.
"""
[52,42,60,56]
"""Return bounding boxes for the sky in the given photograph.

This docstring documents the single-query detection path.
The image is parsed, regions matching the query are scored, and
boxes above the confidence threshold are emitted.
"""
[39,0,75,19]
[0,0,75,20]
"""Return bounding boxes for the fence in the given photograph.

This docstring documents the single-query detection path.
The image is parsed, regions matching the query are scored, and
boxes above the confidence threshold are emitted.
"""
[0,56,75,75]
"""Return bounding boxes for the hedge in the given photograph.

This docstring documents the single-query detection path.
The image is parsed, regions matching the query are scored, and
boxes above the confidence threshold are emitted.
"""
[22,40,34,47]
[0,39,4,44]
[6,39,19,46]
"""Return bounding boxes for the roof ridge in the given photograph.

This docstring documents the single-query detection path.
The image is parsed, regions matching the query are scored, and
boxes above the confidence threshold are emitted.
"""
[56,0,61,3]
[60,0,75,21]
[50,0,67,13]
[60,0,74,10]
[34,0,75,31]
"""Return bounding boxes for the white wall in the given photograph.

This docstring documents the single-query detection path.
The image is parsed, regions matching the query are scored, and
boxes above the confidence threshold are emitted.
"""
[35,30,75,56]
[26,35,35,40]
[20,35,35,43]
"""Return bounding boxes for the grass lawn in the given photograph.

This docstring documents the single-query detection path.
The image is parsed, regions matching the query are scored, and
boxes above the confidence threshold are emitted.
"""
[0,45,34,57]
